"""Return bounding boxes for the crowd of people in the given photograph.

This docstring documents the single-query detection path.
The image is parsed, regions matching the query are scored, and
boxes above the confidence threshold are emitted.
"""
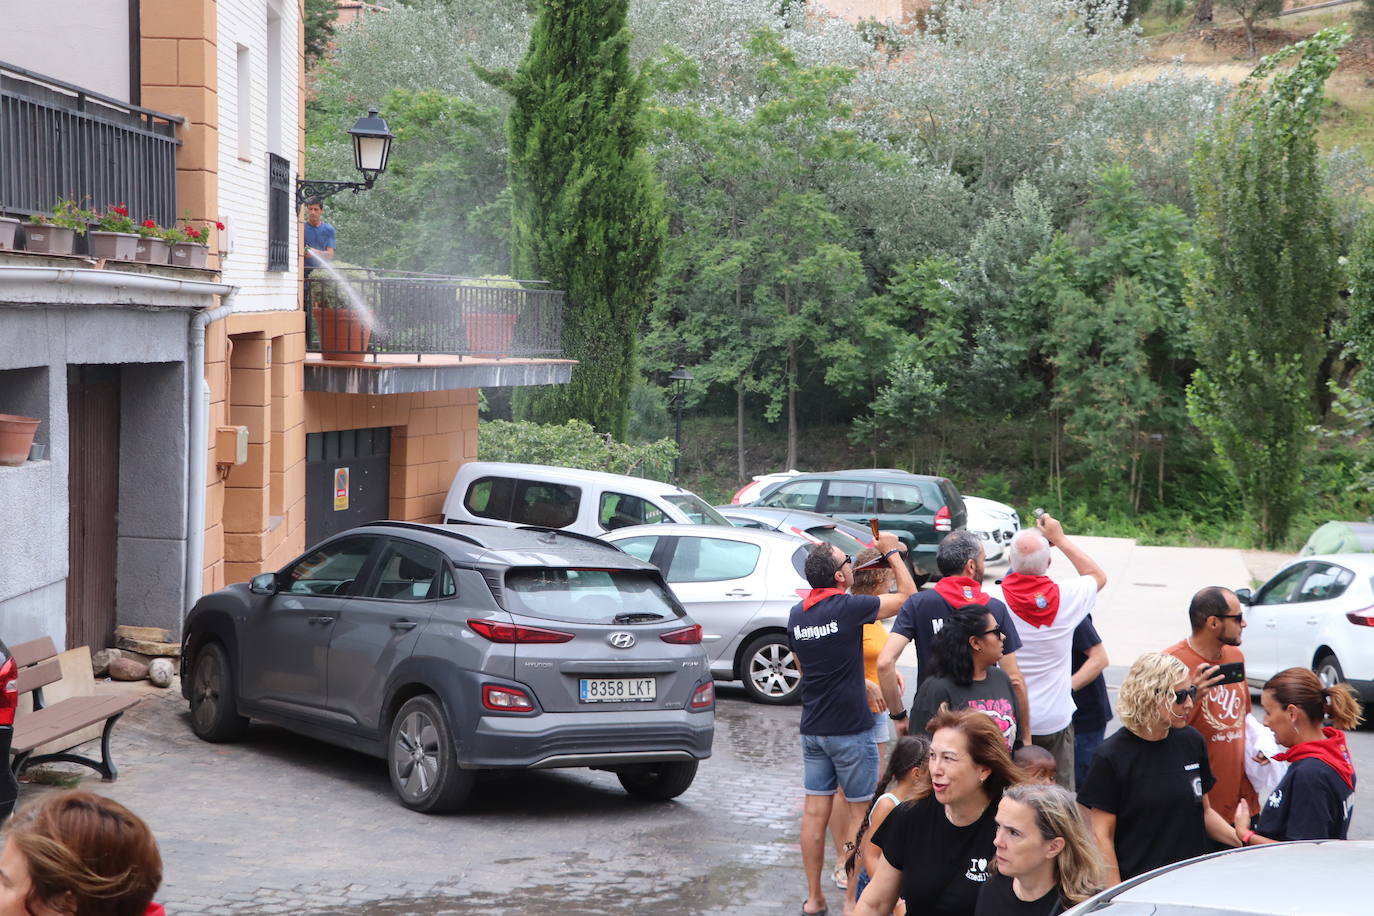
[788,513,1364,916]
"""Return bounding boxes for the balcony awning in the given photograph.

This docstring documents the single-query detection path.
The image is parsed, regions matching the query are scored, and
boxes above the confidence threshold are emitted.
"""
[304,353,576,395]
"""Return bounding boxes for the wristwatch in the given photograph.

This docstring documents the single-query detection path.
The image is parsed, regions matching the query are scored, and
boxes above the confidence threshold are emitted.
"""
[888,709,908,722]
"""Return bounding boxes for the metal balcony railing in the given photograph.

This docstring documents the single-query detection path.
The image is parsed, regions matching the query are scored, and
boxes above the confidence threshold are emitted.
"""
[0,60,181,224]
[305,266,565,360]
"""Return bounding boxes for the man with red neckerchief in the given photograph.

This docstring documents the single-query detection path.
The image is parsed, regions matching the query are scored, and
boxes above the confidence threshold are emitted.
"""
[1001,513,1107,791]
[876,530,1031,741]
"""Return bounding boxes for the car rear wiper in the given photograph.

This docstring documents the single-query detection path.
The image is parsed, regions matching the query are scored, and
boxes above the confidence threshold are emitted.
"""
[613,612,666,624]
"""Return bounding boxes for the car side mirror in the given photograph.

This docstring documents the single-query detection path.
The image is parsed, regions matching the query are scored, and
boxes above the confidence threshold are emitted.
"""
[1235,587,1253,606]
[249,572,279,595]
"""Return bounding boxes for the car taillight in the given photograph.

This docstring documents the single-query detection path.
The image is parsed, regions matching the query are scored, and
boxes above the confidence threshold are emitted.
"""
[467,619,574,644]
[1346,608,1374,626]
[935,505,952,532]
[730,484,751,504]
[689,681,715,709]
[660,624,702,645]
[0,658,17,726]
[482,684,535,711]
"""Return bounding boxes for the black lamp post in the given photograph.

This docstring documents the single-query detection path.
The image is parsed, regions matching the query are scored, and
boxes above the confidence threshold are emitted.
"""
[295,108,395,207]
[669,365,694,485]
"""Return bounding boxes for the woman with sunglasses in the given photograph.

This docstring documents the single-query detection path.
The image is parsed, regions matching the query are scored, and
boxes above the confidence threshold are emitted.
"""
[909,606,1024,750]
[1232,666,1362,844]
[1078,652,1238,885]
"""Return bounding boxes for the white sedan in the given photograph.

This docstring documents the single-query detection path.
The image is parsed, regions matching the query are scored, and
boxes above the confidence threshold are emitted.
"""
[1237,552,1374,700]
[964,495,1021,562]
[602,524,811,705]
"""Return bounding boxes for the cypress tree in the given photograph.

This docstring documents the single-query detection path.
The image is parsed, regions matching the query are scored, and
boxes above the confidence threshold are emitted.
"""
[499,0,665,438]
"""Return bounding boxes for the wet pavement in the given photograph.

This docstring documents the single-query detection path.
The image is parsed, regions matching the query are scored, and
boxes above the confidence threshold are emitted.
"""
[19,682,816,915]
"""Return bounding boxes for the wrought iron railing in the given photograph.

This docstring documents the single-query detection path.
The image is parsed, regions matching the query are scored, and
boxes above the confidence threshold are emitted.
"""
[304,266,565,360]
[0,60,181,224]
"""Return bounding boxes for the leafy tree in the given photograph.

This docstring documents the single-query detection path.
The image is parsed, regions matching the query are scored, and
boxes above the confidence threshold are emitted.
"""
[489,0,665,439]
[1187,28,1348,546]
[479,419,678,479]
[304,0,338,67]
[1220,0,1284,58]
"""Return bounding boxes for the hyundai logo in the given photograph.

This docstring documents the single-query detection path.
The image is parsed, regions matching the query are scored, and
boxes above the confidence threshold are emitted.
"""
[608,632,636,649]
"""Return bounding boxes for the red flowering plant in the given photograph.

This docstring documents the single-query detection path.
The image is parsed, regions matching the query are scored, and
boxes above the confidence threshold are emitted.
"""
[95,203,136,234]
[136,218,163,239]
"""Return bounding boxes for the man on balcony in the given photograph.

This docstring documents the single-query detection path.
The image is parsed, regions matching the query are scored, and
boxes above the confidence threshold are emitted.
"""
[303,198,336,268]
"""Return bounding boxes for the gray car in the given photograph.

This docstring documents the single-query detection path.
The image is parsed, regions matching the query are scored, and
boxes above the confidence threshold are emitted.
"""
[181,522,714,813]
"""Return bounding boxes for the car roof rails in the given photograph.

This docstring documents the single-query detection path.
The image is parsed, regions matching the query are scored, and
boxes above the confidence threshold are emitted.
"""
[363,520,487,547]
[512,525,623,551]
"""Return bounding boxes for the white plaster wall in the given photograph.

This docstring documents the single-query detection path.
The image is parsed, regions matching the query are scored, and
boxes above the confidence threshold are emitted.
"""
[217,0,301,313]
[0,1,130,102]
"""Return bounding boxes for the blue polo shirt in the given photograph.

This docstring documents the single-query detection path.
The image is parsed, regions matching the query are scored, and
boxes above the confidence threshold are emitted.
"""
[304,220,336,265]
[788,593,879,736]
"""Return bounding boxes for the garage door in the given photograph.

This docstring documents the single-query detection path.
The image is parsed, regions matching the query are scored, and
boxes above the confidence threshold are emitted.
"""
[306,427,391,545]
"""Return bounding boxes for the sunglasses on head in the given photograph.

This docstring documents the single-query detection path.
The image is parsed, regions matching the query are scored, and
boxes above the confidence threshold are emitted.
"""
[1172,685,1198,705]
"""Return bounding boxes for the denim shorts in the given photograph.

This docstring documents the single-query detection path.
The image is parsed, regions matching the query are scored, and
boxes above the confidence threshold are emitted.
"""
[870,710,890,746]
[802,731,880,802]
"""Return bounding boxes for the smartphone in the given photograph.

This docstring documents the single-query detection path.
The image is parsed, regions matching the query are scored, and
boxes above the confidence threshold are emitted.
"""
[1216,661,1246,685]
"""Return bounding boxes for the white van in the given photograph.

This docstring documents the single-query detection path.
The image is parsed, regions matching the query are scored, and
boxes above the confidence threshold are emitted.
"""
[442,462,731,536]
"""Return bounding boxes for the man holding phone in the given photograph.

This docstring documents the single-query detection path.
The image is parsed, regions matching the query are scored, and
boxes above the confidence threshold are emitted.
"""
[1164,587,1259,831]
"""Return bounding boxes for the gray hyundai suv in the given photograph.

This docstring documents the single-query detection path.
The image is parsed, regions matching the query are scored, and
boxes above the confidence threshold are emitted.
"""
[181,522,714,813]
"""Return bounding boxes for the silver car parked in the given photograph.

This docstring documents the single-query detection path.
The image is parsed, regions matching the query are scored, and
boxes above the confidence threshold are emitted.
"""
[182,522,714,813]
[602,524,811,705]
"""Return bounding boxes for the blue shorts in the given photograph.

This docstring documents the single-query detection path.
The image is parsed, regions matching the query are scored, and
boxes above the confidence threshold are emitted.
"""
[870,710,890,745]
[802,731,879,802]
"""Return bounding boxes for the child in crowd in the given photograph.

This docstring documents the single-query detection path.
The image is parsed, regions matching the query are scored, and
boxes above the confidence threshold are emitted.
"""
[1014,744,1058,785]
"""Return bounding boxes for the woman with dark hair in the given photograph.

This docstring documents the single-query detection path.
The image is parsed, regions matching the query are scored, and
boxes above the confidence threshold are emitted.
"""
[844,734,930,913]
[1233,666,1363,844]
[855,708,1026,916]
[976,784,1104,916]
[909,606,1023,749]
[0,790,163,916]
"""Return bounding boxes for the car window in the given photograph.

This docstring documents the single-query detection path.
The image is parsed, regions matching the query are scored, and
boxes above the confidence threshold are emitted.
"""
[823,480,871,514]
[612,536,659,563]
[726,516,769,529]
[1256,563,1310,605]
[285,537,376,596]
[759,480,822,511]
[1296,564,1354,603]
[366,540,443,601]
[790,545,808,578]
[666,537,761,583]
[504,568,681,623]
[804,525,867,554]
[661,494,730,525]
[875,482,924,515]
[599,491,667,530]
[464,476,581,528]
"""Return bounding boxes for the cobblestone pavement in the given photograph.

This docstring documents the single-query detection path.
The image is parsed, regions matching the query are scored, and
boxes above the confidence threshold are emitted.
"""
[19,683,817,915]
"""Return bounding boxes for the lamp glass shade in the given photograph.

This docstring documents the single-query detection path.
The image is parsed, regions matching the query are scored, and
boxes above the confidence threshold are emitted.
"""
[347,108,394,176]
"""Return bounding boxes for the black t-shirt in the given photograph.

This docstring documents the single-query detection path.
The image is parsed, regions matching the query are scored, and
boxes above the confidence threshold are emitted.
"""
[787,593,880,735]
[1255,757,1355,840]
[891,590,1024,687]
[1069,616,1111,732]
[975,873,1062,916]
[871,795,997,916]
[910,668,1022,750]
[1077,726,1215,880]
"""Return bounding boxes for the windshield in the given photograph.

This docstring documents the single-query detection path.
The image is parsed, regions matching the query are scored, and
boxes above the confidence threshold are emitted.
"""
[503,568,683,624]
[802,525,867,553]
[662,494,730,526]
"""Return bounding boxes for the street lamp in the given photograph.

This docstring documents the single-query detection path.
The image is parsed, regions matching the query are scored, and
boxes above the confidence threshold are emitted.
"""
[668,365,694,485]
[295,108,395,207]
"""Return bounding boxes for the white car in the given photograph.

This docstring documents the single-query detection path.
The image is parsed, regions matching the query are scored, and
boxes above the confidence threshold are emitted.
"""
[602,524,810,705]
[1237,553,1374,700]
[729,470,803,505]
[963,495,1021,562]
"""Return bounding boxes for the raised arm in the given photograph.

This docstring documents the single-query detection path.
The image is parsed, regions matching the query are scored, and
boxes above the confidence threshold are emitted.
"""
[874,532,917,619]
[1039,514,1106,591]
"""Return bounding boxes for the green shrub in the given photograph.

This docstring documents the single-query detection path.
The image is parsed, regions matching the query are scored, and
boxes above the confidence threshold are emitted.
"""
[478,419,677,481]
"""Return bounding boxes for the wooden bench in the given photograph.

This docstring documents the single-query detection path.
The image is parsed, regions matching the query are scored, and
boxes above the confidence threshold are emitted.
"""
[8,637,141,781]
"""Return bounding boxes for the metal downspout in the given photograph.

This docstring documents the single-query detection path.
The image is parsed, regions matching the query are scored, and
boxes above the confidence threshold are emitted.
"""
[186,291,238,614]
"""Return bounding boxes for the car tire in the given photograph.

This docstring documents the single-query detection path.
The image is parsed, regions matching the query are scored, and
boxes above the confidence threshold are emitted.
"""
[188,641,250,742]
[1315,653,1345,689]
[742,633,802,705]
[616,760,699,801]
[388,694,474,814]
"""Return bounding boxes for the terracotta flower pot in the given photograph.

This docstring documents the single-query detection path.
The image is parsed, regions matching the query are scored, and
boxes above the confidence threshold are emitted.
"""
[465,312,517,357]
[0,414,41,467]
[0,217,19,250]
[89,231,140,261]
[134,237,170,264]
[312,307,373,361]
[23,224,76,255]
[170,242,208,269]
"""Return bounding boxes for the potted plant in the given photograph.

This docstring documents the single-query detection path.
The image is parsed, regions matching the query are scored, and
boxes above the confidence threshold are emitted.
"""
[0,213,19,250]
[24,199,92,256]
[169,220,221,269]
[0,414,41,467]
[88,203,140,260]
[134,219,170,264]
[309,259,374,361]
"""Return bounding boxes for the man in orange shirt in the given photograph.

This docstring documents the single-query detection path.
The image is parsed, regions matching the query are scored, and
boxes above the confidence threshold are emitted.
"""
[1163,587,1258,829]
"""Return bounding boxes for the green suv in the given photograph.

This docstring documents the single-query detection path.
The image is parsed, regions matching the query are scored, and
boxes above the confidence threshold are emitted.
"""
[754,469,967,581]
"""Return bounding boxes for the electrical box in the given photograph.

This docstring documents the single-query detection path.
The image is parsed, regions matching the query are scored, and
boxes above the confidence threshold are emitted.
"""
[216,425,249,466]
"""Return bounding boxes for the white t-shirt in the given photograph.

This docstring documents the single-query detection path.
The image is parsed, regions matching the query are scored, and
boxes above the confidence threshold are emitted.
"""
[1006,574,1098,736]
